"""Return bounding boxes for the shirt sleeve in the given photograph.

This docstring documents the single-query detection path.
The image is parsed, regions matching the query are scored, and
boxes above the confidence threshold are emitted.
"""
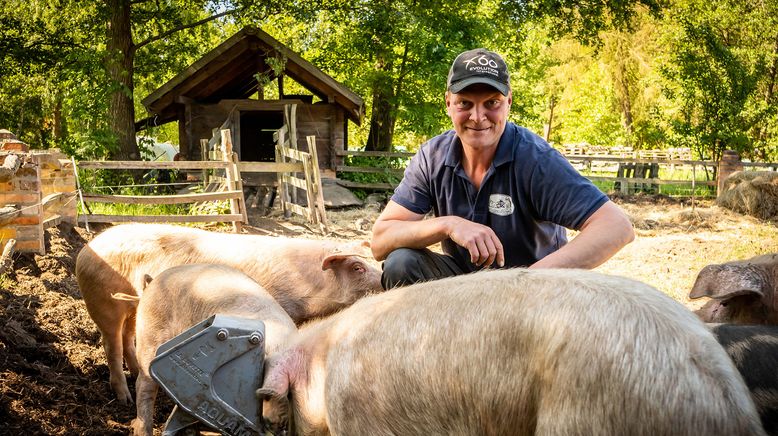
[390,148,433,215]
[529,148,609,230]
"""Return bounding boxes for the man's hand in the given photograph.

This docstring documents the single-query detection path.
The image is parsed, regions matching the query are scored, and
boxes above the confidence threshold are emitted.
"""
[371,201,504,267]
[447,217,505,268]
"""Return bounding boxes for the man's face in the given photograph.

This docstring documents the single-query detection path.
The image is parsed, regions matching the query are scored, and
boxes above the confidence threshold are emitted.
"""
[446,83,512,151]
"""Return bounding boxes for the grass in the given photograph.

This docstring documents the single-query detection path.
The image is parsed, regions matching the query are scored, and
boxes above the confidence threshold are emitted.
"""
[594,201,778,304]
[76,169,231,217]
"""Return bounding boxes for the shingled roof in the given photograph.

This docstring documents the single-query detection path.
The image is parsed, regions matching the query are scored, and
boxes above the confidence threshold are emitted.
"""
[141,26,364,125]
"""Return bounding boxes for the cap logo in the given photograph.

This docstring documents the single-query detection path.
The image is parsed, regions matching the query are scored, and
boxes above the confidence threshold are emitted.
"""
[447,49,510,95]
[462,55,500,77]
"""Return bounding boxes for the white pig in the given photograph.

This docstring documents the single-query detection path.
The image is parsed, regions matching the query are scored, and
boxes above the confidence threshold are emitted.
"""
[75,223,382,405]
[117,263,297,436]
[258,268,765,436]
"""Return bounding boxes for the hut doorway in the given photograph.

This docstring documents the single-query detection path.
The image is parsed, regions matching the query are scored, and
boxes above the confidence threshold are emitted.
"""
[239,110,284,162]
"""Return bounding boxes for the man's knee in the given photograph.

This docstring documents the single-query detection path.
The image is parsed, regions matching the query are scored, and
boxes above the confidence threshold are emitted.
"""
[382,248,427,289]
[381,248,464,289]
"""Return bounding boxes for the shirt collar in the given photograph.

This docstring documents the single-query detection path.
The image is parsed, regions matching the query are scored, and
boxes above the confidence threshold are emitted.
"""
[444,123,516,169]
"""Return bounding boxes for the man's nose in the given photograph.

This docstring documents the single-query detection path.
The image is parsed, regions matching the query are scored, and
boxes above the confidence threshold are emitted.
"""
[469,105,487,123]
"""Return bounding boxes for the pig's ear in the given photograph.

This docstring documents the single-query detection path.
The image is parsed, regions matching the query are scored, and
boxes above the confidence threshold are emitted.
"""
[321,254,350,271]
[142,274,154,290]
[689,264,766,300]
[257,359,291,399]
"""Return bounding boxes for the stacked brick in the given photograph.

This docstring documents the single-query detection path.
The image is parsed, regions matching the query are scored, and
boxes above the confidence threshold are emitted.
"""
[0,153,44,253]
[0,130,76,255]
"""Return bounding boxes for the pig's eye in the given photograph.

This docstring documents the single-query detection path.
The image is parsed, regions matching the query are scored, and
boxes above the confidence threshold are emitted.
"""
[352,263,366,273]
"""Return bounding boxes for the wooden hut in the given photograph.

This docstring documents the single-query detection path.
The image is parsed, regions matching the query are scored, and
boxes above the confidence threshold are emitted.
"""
[139,26,364,178]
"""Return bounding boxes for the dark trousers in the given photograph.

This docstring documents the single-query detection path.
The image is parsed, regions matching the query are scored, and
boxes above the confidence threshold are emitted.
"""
[381,248,469,289]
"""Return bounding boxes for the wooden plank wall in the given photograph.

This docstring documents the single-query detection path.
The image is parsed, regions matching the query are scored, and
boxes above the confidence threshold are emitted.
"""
[183,99,344,171]
[296,103,344,169]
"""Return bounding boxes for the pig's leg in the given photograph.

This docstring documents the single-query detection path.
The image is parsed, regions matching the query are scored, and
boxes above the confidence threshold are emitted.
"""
[132,371,158,436]
[102,321,133,405]
[122,312,140,376]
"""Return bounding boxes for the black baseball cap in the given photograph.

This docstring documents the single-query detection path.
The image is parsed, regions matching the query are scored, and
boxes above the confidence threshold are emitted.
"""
[447,48,510,96]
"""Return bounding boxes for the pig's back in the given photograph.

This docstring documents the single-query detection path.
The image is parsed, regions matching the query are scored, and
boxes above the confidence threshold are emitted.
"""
[321,268,763,436]
[138,264,295,353]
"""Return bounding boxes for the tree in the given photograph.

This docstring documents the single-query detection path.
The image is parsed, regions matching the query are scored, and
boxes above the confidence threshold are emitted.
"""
[599,14,666,148]
[0,0,101,148]
[660,7,762,161]
[294,0,490,152]
[103,0,246,160]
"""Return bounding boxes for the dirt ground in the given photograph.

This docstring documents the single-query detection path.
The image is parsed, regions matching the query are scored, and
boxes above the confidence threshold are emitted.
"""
[1,195,776,435]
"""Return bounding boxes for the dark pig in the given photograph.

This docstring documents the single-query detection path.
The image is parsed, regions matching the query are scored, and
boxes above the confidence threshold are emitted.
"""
[710,323,778,436]
[690,253,778,324]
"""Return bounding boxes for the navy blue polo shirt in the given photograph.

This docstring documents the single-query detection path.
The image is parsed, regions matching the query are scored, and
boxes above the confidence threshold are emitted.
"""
[391,122,608,270]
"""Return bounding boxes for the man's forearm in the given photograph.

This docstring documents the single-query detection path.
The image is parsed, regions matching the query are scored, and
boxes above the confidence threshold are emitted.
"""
[530,202,634,269]
[371,217,453,261]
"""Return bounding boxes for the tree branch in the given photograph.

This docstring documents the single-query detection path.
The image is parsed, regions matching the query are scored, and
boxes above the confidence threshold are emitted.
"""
[134,8,238,51]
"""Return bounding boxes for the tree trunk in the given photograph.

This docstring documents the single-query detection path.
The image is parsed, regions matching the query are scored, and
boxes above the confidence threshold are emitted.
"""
[365,51,396,152]
[617,64,633,146]
[543,96,556,142]
[365,81,396,152]
[106,0,139,160]
[53,92,64,141]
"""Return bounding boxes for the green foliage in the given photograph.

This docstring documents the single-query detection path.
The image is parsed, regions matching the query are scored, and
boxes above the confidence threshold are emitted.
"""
[338,155,408,184]
[661,18,759,161]
[2,0,777,166]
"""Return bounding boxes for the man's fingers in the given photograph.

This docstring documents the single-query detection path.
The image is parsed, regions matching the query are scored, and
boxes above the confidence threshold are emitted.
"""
[481,238,498,267]
[494,237,505,267]
[467,240,481,265]
[450,222,503,267]
[474,239,489,266]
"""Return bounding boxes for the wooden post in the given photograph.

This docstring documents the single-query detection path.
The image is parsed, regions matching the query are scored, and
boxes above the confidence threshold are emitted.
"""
[622,163,634,195]
[221,129,242,233]
[285,104,299,205]
[691,162,696,210]
[200,139,209,185]
[306,136,329,232]
[717,150,743,197]
[231,151,248,225]
[275,127,290,218]
[301,153,319,227]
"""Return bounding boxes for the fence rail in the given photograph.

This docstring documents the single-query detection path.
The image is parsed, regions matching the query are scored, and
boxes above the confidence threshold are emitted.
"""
[335,149,776,195]
[75,137,248,231]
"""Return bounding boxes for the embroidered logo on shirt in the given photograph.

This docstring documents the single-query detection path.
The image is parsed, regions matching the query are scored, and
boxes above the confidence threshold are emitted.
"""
[489,194,514,216]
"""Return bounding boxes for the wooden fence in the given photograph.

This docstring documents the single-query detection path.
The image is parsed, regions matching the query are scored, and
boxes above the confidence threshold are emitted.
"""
[334,149,412,190]
[335,149,777,196]
[75,120,328,233]
[75,142,248,232]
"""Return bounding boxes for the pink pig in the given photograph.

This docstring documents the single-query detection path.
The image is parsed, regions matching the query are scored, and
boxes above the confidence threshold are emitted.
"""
[75,223,383,405]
